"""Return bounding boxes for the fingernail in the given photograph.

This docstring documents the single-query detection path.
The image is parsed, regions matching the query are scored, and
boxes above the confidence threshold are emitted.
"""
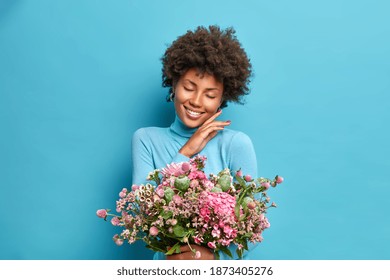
[227,120,231,124]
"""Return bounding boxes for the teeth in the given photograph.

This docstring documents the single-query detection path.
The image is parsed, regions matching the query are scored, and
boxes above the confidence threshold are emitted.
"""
[186,108,202,116]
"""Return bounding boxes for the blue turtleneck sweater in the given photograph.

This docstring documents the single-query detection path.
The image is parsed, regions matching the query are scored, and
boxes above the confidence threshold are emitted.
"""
[131,115,258,260]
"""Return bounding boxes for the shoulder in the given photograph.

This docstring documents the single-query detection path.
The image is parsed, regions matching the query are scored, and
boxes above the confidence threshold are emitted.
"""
[132,126,167,141]
[219,128,253,145]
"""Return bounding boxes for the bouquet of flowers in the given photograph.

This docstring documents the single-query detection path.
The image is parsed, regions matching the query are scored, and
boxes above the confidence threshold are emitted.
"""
[96,155,283,259]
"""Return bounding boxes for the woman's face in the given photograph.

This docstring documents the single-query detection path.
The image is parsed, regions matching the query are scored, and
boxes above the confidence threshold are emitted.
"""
[174,68,223,128]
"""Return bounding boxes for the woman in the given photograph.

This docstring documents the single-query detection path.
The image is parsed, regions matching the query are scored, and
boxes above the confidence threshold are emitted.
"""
[132,25,258,260]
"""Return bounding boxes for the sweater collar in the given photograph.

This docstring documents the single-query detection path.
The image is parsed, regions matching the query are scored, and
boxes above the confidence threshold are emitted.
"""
[170,114,197,138]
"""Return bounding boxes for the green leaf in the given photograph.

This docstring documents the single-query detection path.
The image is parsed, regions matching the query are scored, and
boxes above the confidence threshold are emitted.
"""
[236,248,243,259]
[234,203,241,219]
[165,242,181,255]
[214,250,220,260]
[160,210,173,219]
[145,244,166,253]
[219,246,233,259]
[173,225,186,237]
[235,175,247,187]
[243,240,249,251]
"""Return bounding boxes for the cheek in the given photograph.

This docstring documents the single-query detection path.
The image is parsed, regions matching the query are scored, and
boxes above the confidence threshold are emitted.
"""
[204,99,222,113]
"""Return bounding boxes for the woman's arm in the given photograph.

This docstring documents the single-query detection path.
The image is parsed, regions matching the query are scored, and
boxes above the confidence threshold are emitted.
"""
[131,128,155,185]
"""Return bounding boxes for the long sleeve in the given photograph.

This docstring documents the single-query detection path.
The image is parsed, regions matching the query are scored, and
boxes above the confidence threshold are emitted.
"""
[131,128,155,185]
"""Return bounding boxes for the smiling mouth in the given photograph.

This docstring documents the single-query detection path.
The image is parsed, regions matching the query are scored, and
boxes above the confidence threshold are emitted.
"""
[184,106,204,118]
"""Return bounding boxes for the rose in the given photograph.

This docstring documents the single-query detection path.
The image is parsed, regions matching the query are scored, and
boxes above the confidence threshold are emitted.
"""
[96,209,107,219]
[149,226,159,236]
[111,216,120,226]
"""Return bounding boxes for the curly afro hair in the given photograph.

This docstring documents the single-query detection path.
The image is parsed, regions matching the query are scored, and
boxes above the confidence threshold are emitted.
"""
[161,25,252,108]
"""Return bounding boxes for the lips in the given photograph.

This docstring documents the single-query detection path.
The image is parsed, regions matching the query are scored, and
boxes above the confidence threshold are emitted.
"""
[184,106,204,119]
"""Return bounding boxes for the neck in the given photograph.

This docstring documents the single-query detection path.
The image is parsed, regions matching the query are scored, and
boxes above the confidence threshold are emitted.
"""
[170,115,197,138]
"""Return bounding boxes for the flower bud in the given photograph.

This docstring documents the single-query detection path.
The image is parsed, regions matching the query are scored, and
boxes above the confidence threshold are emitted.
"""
[244,175,252,182]
[242,196,253,211]
[195,251,201,259]
[261,182,271,190]
[218,174,232,192]
[164,188,175,203]
[174,176,190,192]
[181,162,191,172]
[149,226,159,236]
[275,175,284,184]
[96,209,107,219]
[111,216,120,226]
[247,201,256,210]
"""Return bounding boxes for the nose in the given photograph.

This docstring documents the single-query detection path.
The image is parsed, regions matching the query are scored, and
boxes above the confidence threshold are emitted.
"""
[189,92,202,108]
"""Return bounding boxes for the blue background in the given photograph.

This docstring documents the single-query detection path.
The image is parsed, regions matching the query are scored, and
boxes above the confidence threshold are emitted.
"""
[1,0,389,260]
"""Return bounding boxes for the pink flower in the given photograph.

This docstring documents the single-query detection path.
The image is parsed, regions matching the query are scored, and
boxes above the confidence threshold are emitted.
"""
[244,175,252,182]
[200,207,210,217]
[96,209,107,218]
[261,182,271,189]
[119,188,127,198]
[172,194,182,204]
[190,180,199,189]
[276,175,284,184]
[111,217,120,226]
[149,226,159,236]
[194,236,203,245]
[131,185,139,191]
[115,239,124,246]
[223,225,233,236]
[194,251,201,259]
[236,169,243,177]
[113,234,123,246]
[220,239,232,246]
[161,162,186,177]
[181,162,191,172]
[212,228,221,238]
[247,201,256,210]
[207,241,216,249]
[155,187,165,198]
[188,170,207,180]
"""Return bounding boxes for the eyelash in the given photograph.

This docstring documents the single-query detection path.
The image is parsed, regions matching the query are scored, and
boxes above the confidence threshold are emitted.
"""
[183,87,216,99]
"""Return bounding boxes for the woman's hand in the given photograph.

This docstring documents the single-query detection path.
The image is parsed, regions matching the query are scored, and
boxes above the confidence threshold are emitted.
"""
[166,244,215,260]
[179,110,230,158]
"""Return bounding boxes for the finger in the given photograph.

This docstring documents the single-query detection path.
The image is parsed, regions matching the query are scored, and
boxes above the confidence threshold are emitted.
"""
[179,245,192,253]
[202,109,223,126]
[199,121,230,134]
[204,120,231,128]
[199,126,224,139]
[203,128,223,142]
